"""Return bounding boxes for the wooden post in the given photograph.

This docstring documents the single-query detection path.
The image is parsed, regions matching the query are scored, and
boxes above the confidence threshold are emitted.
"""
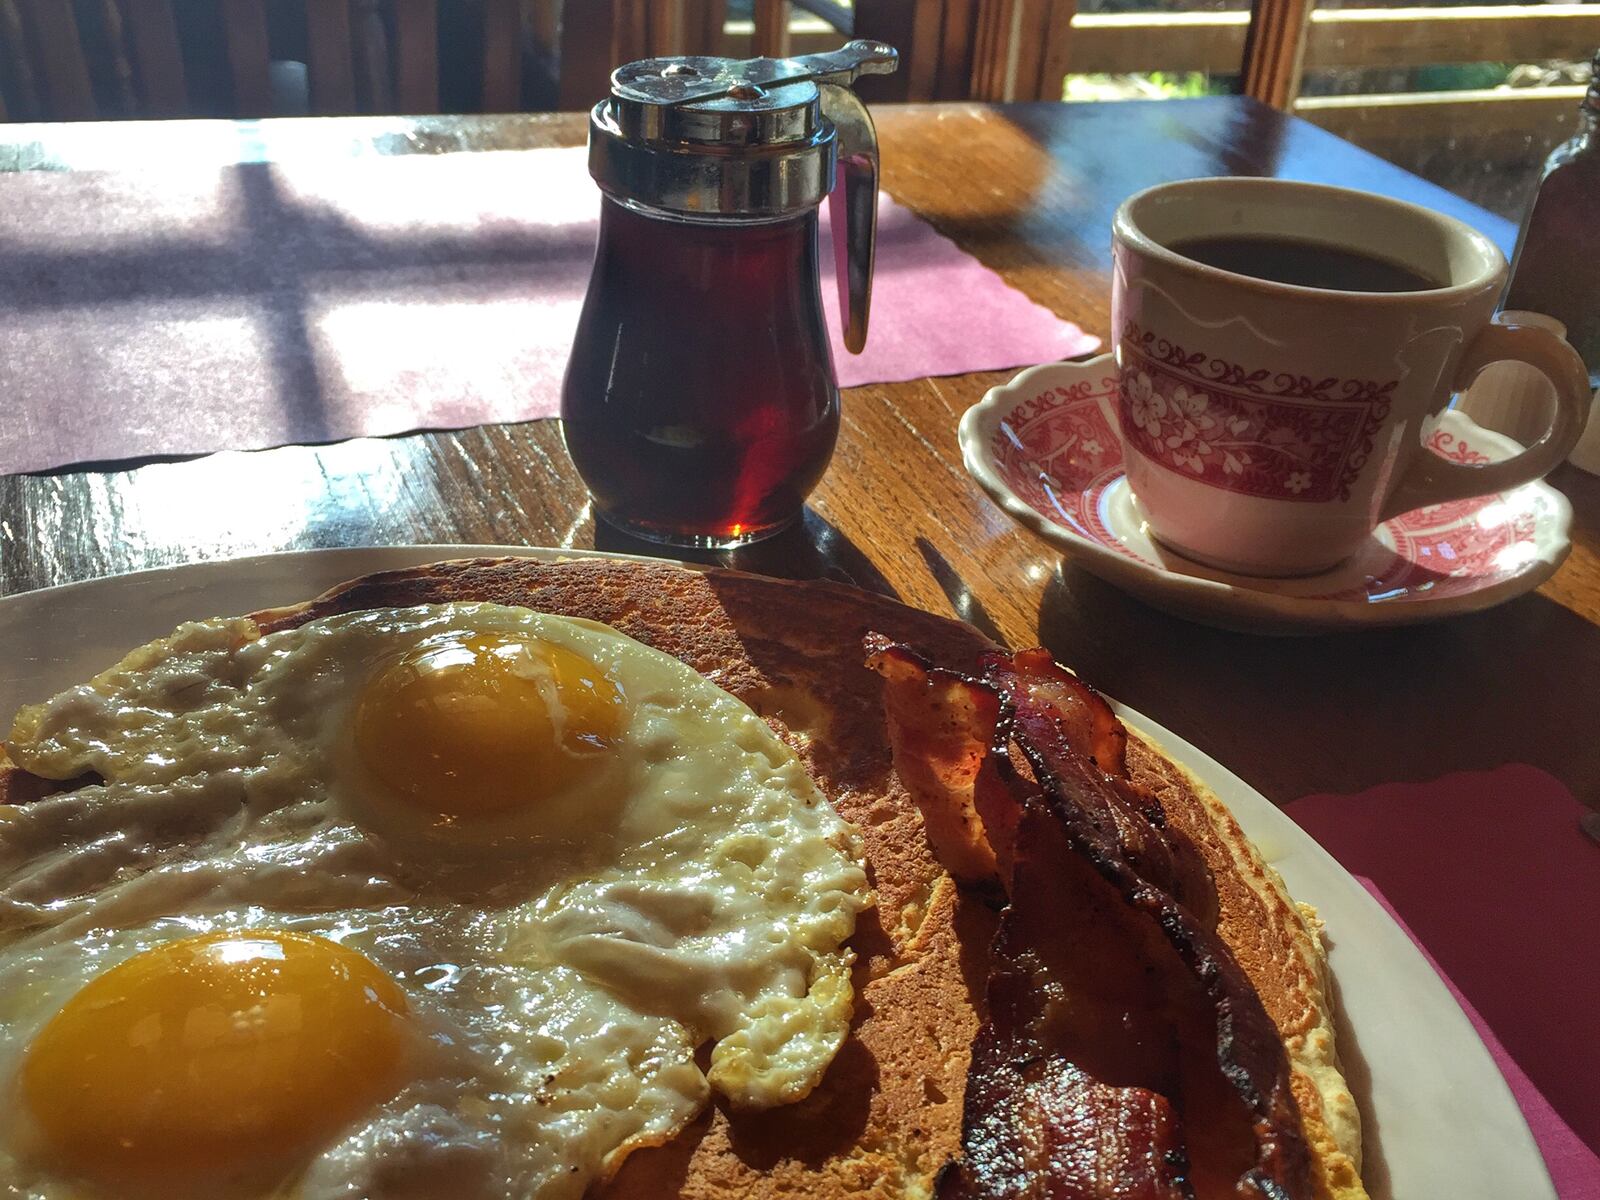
[219,0,272,117]
[1024,0,1074,101]
[555,0,616,110]
[935,0,978,100]
[641,0,678,57]
[1242,0,1312,109]
[0,0,41,120]
[529,0,559,50]
[1038,0,1082,98]
[305,0,357,114]
[681,0,728,56]
[853,0,918,101]
[16,0,96,119]
[969,0,994,98]
[96,0,139,115]
[969,0,1067,102]
[390,0,439,114]
[903,0,944,100]
[754,0,790,58]
[122,0,189,116]
[616,0,648,61]
[481,0,522,111]
[353,0,393,111]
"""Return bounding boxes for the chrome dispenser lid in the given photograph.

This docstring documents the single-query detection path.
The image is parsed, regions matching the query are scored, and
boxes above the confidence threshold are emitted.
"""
[588,39,898,217]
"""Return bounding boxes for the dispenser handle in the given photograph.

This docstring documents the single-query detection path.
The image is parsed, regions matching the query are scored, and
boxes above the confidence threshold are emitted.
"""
[791,40,900,87]
[617,40,898,108]
[822,83,880,355]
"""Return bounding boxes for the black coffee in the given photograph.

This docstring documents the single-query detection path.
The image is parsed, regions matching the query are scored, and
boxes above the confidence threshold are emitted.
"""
[1168,234,1443,293]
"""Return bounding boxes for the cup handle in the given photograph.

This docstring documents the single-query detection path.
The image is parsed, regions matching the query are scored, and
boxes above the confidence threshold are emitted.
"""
[1379,319,1591,521]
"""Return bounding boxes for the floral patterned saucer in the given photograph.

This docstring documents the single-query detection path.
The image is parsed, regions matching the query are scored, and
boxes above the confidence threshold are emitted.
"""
[959,355,1573,634]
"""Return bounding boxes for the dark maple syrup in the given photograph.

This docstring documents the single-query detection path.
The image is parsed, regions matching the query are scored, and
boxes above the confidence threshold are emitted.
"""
[561,197,838,547]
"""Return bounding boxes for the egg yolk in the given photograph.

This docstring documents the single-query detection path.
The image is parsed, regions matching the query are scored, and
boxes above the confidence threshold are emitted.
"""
[21,930,408,1184]
[354,632,626,822]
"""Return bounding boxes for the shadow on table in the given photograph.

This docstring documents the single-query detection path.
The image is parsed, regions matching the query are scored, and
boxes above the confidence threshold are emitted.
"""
[0,159,595,459]
[592,506,901,600]
[1035,563,1600,805]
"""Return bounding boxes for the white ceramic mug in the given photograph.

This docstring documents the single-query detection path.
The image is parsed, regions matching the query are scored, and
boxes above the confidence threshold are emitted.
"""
[1111,178,1591,576]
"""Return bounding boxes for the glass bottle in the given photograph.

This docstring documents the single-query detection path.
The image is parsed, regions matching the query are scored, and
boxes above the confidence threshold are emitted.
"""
[563,199,838,547]
[562,41,899,548]
[1505,50,1600,387]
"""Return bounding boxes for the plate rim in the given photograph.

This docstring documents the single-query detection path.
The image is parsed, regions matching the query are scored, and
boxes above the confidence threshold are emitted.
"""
[959,355,1574,632]
[0,544,1555,1200]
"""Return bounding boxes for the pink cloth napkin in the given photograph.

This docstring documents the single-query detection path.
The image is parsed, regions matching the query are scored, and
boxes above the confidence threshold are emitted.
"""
[0,147,1097,475]
[1289,766,1600,1198]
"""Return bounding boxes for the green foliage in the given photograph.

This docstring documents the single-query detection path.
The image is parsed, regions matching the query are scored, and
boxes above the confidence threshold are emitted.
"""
[1062,71,1234,101]
[1414,63,1515,92]
[1145,71,1216,98]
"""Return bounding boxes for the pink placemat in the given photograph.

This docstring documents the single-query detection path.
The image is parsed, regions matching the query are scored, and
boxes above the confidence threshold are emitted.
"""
[1289,766,1600,1197]
[0,147,1097,475]
[1358,877,1597,1200]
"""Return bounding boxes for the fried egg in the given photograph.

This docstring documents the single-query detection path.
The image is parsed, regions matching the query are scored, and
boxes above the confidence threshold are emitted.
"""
[0,604,870,1199]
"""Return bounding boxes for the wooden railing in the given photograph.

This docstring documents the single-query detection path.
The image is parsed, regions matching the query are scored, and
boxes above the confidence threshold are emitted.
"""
[9,0,1578,139]
[1056,4,1600,76]
[723,0,1594,147]
[738,1,1595,153]
[0,0,519,121]
[1294,85,1587,153]
[1063,4,1595,152]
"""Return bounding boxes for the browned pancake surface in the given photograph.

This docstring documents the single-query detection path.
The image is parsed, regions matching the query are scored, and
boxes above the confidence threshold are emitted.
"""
[255,557,999,1197]
[1134,739,1366,1200]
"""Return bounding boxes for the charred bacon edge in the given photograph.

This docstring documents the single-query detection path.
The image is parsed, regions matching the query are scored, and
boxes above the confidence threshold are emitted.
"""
[939,787,1201,1200]
[866,637,1312,1199]
[998,674,1310,1195]
[940,996,1197,1200]
[979,647,1128,778]
[1015,755,1313,1198]
[978,652,1221,930]
[866,635,1016,757]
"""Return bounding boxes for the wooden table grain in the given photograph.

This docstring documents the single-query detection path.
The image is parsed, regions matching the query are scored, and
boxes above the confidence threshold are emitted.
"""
[1,98,1594,812]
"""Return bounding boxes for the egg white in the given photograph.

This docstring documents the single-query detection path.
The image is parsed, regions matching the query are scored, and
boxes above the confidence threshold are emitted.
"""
[0,603,871,1199]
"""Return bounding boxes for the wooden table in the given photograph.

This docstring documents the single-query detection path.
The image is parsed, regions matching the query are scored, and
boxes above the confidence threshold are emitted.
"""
[1,97,1595,812]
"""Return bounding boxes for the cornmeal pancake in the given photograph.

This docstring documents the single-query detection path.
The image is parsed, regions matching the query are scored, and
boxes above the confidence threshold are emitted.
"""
[1134,740,1366,1200]
[252,556,1365,1200]
[1,556,1363,1199]
[252,558,997,1198]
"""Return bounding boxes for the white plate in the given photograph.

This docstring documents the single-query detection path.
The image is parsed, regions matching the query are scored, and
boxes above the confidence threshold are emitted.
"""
[0,546,1553,1200]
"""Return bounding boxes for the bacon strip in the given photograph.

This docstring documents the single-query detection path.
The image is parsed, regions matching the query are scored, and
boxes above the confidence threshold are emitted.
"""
[865,636,1016,886]
[982,647,1127,776]
[946,1054,1191,1200]
[940,800,1199,1200]
[867,638,1313,1200]
[983,649,1218,931]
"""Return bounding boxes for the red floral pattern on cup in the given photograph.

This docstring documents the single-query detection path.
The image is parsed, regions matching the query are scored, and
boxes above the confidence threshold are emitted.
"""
[1117,324,1395,503]
[988,374,1122,538]
[987,374,1545,604]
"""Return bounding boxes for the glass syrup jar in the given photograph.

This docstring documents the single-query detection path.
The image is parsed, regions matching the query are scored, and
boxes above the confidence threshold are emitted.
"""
[561,40,898,548]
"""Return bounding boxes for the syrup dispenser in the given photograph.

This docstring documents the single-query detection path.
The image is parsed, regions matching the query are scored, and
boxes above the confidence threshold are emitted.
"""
[561,40,899,547]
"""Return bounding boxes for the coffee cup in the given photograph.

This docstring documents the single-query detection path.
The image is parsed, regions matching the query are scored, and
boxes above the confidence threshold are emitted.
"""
[1111,178,1590,577]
